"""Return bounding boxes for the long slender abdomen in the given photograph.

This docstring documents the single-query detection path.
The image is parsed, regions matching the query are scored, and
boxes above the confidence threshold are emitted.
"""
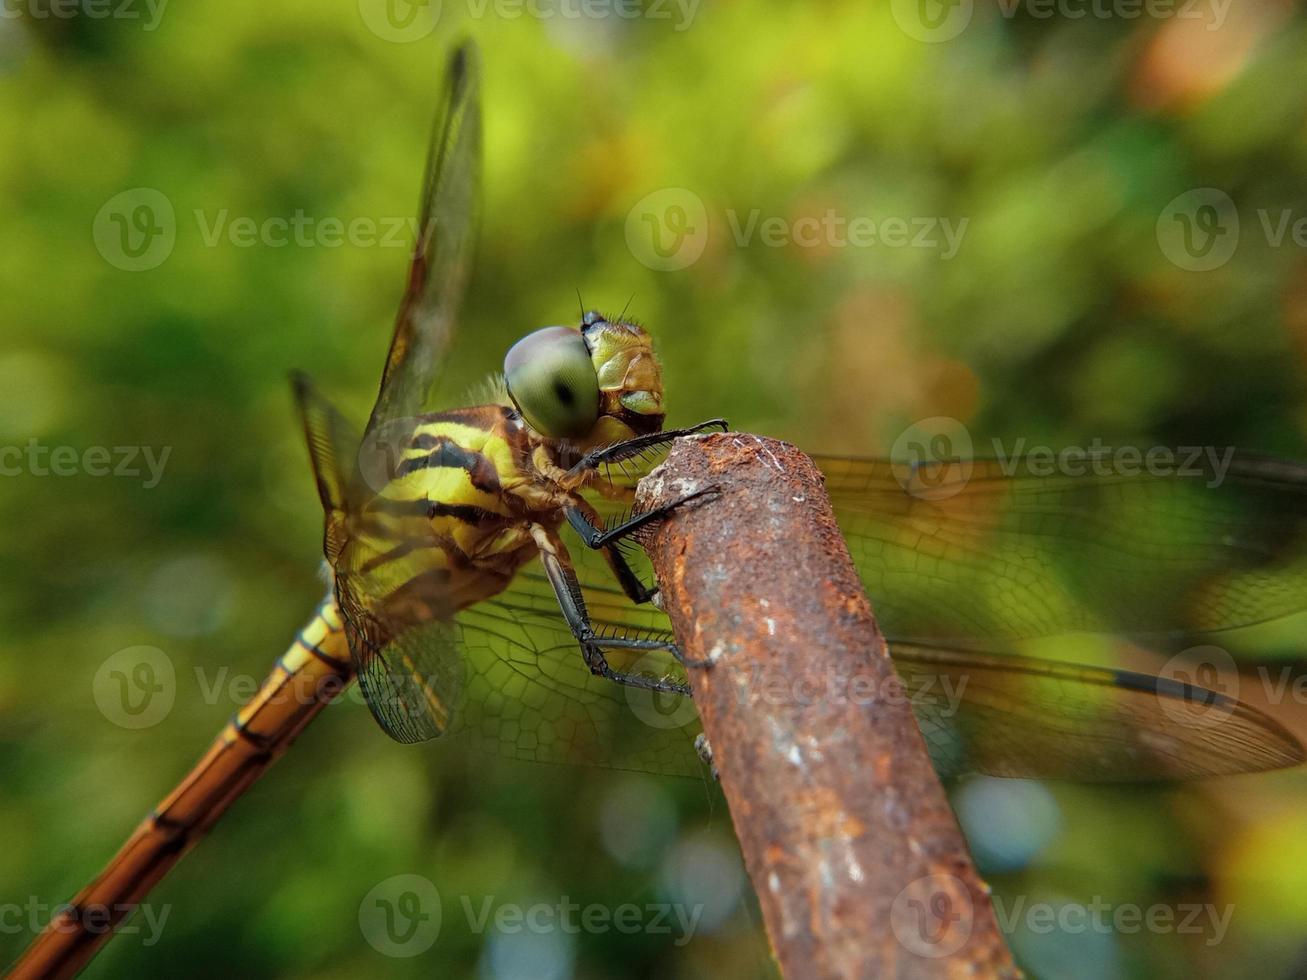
[7,598,354,980]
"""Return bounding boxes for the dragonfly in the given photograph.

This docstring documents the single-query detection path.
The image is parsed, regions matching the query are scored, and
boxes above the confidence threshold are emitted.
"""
[13,39,1307,980]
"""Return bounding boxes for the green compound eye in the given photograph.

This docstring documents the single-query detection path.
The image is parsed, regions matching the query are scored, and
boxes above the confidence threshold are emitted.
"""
[503,326,601,439]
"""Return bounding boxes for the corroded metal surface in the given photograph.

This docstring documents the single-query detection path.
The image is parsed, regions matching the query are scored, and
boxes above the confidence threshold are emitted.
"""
[637,433,1017,979]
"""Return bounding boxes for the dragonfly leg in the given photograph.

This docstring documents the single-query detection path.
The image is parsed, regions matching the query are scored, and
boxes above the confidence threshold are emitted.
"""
[530,524,692,697]
[563,491,717,608]
[565,488,721,614]
[565,418,729,480]
[566,487,720,551]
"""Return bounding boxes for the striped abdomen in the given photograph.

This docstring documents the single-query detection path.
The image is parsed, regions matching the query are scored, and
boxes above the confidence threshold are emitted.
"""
[9,598,353,980]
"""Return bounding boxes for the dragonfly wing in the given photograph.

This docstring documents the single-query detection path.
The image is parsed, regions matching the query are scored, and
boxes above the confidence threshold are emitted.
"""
[815,453,1307,641]
[330,467,699,771]
[366,41,481,436]
[450,571,702,776]
[291,372,362,563]
[895,642,1305,780]
[342,558,700,773]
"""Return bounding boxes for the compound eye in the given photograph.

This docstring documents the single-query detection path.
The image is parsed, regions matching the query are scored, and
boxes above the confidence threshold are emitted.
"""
[503,326,600,439]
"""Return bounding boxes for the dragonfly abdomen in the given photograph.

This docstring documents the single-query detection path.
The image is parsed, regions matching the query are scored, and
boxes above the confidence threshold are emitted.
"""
[9,598,354,980]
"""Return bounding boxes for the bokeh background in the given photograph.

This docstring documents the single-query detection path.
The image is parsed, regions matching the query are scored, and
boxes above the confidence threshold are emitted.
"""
[4,0,1307,977]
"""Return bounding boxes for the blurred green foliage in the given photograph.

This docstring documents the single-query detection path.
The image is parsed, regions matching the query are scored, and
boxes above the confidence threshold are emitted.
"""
[3,1,1307,978]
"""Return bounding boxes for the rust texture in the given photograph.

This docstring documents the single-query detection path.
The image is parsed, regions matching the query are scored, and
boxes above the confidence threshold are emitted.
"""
[637,433,1017,980]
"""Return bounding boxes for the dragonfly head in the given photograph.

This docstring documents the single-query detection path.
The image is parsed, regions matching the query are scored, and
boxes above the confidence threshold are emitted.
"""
[504,312,665,446]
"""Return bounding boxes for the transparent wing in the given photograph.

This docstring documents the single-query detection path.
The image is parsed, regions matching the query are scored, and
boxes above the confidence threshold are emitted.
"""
[339,520,702,774]
[316,42,484,737]
[815,453,1307,641]
[335,472,1301,779]
[365,41,481,437]
[598,447,1307,639]
[449,572,702,776]
[895,643,1305,780]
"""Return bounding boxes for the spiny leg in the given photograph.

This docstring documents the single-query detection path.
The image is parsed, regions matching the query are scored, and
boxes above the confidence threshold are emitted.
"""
[566,486,719,552]
[567,498,659,605]
[529,524,691,697]
[564,487,720,618]
[563,494,722,672]
[565,418,728,481]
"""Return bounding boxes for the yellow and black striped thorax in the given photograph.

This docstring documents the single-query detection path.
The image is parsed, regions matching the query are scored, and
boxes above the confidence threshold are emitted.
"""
[346,405,554,615]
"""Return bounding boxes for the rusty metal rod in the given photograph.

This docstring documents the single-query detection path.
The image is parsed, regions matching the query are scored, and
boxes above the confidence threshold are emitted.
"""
[636,433,1018,980]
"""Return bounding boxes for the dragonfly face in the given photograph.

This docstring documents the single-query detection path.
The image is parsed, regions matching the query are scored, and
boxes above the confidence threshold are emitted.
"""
[504,313,666,448]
